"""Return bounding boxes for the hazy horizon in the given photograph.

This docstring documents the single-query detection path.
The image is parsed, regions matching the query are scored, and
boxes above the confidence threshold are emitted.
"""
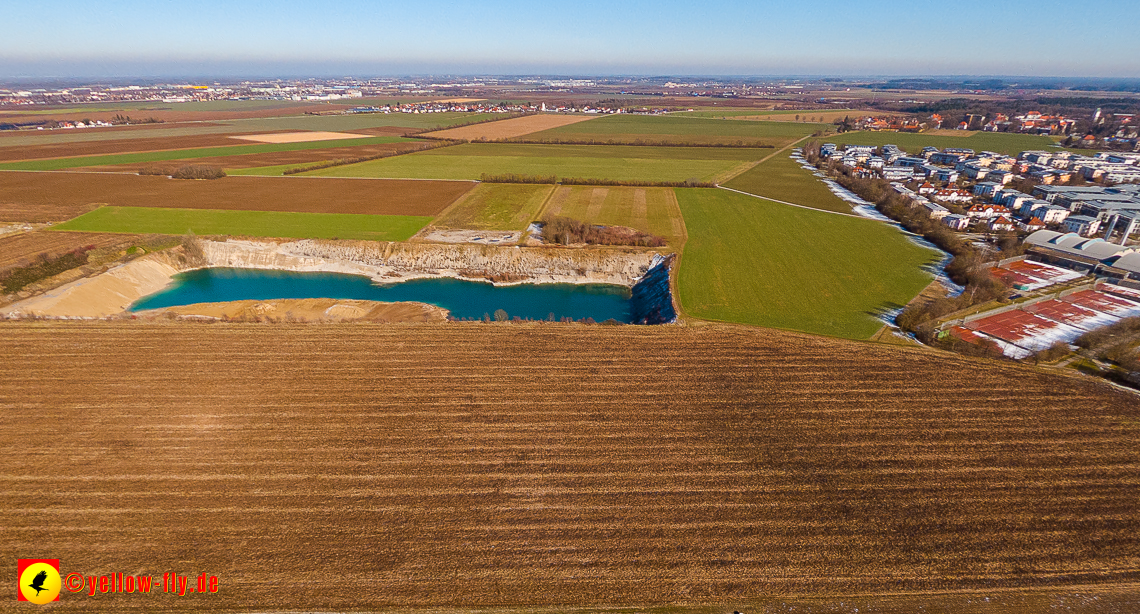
[3,0,1139,80]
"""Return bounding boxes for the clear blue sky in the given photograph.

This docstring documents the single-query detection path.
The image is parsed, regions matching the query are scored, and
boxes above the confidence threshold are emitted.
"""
[2,0,1138,78]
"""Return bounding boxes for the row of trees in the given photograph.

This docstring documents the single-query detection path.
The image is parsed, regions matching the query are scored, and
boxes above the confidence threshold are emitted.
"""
[0,246,94,294]
[541,216,666,248]
[478,174,714,189]
[804,143,1015,343]
[139,164,226,180]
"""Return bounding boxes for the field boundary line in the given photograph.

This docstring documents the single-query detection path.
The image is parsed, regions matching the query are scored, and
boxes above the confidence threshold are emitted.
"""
[717,186,866,219]
[0,136,411,168]
[0,168,481,183]
[279,175,479,183]
[531,184,562,222]
[415,182,485,231]
[665,188,689,321]
[0,169,143,175]
[715,134,813,184]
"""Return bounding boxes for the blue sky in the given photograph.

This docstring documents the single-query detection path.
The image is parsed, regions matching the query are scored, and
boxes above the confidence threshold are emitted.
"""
[2,0,1138,77]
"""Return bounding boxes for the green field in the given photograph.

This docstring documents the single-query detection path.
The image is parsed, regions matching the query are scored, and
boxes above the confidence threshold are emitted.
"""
[303,143,767,182]
[433,183,554,230]
[0,136,412,171]
[545,186,687,246]
[724,153,852,214]
[675,188,938,339]
[519,114,830,146]
[823,130,1061,156]
[52,206,431,242]
[676,108,856,120]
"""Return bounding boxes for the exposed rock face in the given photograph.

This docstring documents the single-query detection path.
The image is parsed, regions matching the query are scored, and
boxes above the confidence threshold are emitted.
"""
[629,254,677,324]
[204,239,659,287]
[4,240,676,321]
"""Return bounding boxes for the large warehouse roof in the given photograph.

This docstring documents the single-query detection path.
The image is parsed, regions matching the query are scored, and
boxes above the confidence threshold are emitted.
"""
[1025,230,1140,275]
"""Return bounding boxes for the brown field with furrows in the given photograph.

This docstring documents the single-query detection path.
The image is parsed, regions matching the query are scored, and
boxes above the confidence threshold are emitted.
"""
[0,231,140,272]
[422,114,598,141]
[0,102,359,125]
[1,322,1138,612]
[0,195,97,223]
[74,141,436,172]
[0,132,281,162]
[0,171,474,217]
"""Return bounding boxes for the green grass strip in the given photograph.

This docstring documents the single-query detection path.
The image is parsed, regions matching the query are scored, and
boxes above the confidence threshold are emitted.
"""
[52,206,431,242]
[0,136,412,171]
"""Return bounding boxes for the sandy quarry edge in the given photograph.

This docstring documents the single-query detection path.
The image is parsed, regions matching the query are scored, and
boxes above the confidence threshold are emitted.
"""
[135,298,449,323]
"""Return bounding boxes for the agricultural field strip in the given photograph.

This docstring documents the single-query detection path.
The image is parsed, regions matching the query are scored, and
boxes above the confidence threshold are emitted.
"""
[0,135,411,171]
[0,231,140,271]
[0,112,497,147]
[52,207,433,242]
[0,172,475,218]
[2,324,1137,609]
[544,186,685,245]
[303,143,769,182]
[519,114,831,140]
[83,141,438,173]
[421,114,598,140]
[713,134,814,184]
[431,183,554,230]
[718,186,862,218]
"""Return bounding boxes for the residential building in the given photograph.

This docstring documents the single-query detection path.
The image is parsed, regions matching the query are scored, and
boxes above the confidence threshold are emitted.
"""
[990,216,1017,232]
[943,214,970,230]
[1064,215,1103,237]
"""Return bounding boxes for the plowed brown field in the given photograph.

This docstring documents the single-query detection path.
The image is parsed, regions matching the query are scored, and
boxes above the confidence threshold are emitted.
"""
[0,133,284,162]
[0,231,139,272]
[1,323,1137,612]
[423,114,597,141]
[77,141,436,172]
[0,172,474,218]
[0,102,358,125]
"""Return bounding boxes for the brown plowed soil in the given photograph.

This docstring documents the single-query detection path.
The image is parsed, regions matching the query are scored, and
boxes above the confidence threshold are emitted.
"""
[0,132,292,162]
[352,125,424,137]
[423,114,597,140]
[0,103,358,125]
[137,298,449,323]
[74,141,436,172]
[0,171,474,218]
[1,322,1137,611]
[0,231,140,272]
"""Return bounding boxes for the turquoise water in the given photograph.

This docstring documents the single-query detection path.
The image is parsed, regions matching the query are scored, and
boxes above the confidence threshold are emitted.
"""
[130,268,634,322]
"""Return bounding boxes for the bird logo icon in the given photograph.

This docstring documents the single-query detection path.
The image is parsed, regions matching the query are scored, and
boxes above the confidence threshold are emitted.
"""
[28,570,48,595]
[17,560,61,604]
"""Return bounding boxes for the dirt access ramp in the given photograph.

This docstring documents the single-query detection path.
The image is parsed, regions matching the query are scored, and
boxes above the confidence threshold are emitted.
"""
[422,113,597,140]
[136,298,449,323]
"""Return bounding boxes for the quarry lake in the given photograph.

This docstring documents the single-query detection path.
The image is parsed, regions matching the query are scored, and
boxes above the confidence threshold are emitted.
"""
[130,268,636,322]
